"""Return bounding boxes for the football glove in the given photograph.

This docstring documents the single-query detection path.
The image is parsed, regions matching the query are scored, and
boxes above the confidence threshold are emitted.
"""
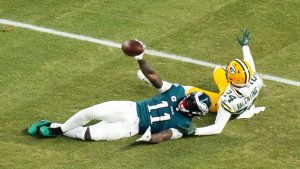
[237,29,250,47]
[136,126,151,142]
[134,52,144,60]
[178,125,196,136]
[134,39,145,60]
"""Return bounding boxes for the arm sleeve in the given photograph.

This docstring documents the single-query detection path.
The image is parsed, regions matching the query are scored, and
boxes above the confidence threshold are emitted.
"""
[194,106,231,135]
[242,46,256,72]
[158,81,172,93]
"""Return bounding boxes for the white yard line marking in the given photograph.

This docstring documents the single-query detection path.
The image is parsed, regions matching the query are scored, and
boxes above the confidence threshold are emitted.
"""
[1,19,299,87]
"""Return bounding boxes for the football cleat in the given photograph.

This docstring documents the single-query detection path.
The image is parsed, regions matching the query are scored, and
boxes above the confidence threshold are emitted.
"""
[226,59,253,86]
[27,120,51,136]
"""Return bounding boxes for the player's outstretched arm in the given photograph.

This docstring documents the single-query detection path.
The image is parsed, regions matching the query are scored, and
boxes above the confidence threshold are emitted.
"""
[180,107,231,136]
[237,29,256,72]
[136,58,163,89]
[121,39,165,89]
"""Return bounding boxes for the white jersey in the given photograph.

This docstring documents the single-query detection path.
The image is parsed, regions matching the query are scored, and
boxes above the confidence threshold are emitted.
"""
[195,73,264,136]
[221,72,263,117]
[194,45,265,136]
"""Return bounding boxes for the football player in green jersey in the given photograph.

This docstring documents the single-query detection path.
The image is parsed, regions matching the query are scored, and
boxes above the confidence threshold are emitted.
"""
[28,50,212,143]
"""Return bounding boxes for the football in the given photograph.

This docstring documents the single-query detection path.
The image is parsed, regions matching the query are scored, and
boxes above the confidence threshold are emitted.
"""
[121,39,144,57]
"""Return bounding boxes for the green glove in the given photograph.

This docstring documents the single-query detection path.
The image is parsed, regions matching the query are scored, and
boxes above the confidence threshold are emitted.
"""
[237,29,251,46]
[178,126,196,136]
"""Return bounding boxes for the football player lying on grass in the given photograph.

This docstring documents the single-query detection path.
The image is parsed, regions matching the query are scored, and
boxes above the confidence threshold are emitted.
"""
[177,30,266,136]
[137,30,265,137]
[28,43,212,143]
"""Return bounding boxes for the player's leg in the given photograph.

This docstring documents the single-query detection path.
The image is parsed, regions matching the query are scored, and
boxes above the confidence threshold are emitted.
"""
[213,66,229,93]
[39,101,138,137]
[47,121,139,141]
[50,123,87,140]
[60,101,137,132]
[87,120,139,141]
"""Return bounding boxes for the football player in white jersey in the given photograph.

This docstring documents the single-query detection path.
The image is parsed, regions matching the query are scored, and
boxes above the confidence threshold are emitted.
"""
[178,30,266,136]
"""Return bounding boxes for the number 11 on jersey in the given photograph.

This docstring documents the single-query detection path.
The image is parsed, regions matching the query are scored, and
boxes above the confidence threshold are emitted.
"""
[150,113,171,124]
[147,101,168,112]
[147,101,171,124]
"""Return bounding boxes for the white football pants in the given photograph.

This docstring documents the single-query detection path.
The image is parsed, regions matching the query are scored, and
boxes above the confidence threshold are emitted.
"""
[51,101,139,141]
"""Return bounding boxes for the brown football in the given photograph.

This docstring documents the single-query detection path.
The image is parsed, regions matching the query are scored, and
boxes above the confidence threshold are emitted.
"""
[121,39,144,56]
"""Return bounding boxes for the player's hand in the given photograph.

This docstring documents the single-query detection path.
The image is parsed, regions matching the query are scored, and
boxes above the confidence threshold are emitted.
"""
[136,126,151,142]
[178,126,196,136]
[237,29,250,47]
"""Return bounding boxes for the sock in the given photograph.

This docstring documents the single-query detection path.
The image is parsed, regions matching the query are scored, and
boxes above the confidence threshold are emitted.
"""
[51,127,63,135]
[45,122,52,127]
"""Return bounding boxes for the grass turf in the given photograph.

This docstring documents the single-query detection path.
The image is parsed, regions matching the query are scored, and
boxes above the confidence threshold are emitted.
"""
[0,0,299,168]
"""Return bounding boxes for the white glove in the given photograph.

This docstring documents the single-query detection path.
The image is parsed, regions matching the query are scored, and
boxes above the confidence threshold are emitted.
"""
[134,39,145,60]
[134,52,144,60]
[135,39,146,48]
[254,106,266,114]
[237,106,266,119]
[136,126,151,142]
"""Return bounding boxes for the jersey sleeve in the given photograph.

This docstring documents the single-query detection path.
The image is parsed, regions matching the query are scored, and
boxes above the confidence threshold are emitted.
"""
[242,46,256,72]
[194,106,231,135]
[158,81,173,93]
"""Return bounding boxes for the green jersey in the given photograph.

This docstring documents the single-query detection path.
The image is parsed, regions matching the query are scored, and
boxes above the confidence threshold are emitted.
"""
[136,84,192,133]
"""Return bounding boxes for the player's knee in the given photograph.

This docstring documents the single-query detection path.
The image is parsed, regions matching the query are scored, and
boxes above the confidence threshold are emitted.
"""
[213,66,226,79]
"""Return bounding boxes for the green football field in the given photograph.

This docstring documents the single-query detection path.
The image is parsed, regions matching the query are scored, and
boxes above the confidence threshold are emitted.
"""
[0,0,299,168]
